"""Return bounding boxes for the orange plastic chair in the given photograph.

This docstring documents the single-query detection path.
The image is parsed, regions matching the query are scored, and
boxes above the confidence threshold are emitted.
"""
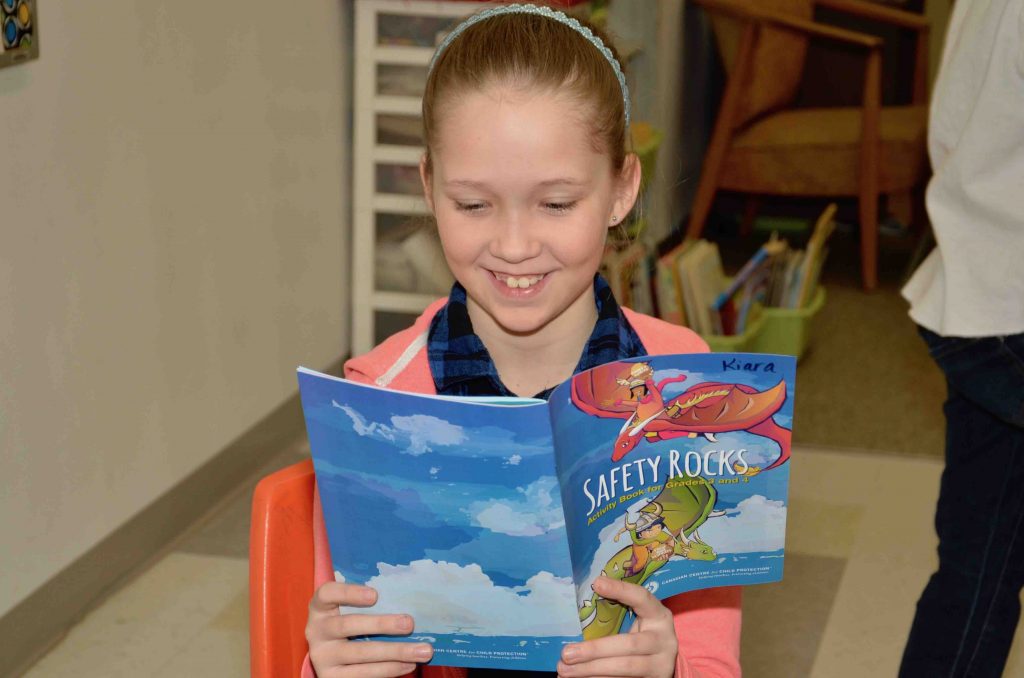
[250,458,316,678]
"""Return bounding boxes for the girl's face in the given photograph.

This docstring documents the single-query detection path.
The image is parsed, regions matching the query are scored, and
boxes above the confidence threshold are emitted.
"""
[421,84,640,338]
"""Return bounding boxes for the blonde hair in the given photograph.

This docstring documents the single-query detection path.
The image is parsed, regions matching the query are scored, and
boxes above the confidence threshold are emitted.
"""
[422,8,629,176]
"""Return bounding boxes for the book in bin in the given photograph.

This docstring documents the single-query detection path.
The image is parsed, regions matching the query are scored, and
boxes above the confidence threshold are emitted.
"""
[298,352,795,671]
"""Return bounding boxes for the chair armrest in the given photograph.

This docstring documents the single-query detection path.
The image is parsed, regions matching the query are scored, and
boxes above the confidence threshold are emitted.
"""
[818,0,929,103]
[694,0,883,49]
[816,0,930,32]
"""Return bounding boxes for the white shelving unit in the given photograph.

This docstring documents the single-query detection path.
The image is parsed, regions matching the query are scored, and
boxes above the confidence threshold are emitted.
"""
[351,0,491,356]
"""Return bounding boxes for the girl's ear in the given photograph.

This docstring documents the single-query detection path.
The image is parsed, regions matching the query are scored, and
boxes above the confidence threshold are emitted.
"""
[419,153,436,214]
[611,153,642,226]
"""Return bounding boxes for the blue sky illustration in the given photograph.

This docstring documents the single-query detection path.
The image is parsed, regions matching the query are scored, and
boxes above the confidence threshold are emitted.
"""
[297,369,580,639]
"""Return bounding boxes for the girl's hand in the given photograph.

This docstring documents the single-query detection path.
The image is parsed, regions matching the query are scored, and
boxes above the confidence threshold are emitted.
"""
[306,582,433,678]
[557,576,677,678]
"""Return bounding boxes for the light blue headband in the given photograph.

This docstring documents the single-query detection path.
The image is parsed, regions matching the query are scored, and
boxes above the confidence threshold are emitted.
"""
[428,3,631,126]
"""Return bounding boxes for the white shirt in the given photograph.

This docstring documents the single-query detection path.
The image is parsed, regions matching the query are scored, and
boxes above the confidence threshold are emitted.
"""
[901,0,1024,337]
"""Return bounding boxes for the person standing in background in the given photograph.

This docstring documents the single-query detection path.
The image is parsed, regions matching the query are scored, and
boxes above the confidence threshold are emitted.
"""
[900,0,1024,676]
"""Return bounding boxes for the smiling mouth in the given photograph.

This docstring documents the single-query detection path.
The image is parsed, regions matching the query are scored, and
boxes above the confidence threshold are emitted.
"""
[491,272,547,289]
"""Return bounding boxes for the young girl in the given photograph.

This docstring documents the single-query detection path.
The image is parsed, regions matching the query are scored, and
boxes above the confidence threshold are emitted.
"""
[304,5,741,677]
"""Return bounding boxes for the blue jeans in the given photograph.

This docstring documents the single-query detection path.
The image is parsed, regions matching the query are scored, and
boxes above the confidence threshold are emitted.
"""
[900,329,1024,678]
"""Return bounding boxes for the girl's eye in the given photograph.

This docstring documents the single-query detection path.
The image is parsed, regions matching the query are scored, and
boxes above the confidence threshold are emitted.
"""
[544,201,577,213]
[455,201,487,213]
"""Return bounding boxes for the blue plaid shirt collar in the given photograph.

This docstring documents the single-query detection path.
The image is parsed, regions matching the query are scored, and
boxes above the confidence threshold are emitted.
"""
[427,274,647,400]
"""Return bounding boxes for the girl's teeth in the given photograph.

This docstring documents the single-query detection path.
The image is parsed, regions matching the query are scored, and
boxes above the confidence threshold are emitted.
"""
[502,275,542,289]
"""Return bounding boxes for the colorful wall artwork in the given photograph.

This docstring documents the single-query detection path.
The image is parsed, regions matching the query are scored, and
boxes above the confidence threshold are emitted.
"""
[1,0,37,69]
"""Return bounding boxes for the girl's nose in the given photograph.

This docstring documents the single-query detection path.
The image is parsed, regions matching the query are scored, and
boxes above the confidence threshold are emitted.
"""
[489,212,542,263]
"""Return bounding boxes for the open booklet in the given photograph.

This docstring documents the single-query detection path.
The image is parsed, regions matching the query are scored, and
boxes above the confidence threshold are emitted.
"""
[297,352,795,671]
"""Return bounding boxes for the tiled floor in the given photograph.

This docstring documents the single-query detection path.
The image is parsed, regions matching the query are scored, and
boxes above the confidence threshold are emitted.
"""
[24,553,250,676]
[26,442,1024,677]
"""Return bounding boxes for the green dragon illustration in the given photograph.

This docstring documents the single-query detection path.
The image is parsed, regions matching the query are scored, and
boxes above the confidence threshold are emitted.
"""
[578,476,719,639]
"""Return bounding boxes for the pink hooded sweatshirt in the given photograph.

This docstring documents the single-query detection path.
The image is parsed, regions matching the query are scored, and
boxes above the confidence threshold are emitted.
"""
[303,300,742,678]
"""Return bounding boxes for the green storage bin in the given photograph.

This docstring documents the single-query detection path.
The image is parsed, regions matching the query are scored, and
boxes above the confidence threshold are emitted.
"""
[701,304,764,353]
[750,286,826,359]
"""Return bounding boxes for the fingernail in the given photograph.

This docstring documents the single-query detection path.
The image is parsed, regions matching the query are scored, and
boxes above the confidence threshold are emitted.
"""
[399,615,413,631]
[563,645,579,661]
[414,644,433,660]
[361,588,376,603]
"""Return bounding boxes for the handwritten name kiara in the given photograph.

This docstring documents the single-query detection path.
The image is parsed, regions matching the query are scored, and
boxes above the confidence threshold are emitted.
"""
[722,358,776,373]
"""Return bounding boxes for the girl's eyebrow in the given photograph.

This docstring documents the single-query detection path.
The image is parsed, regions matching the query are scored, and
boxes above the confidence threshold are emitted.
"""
[536,178,587,187]
[444,178,587,189]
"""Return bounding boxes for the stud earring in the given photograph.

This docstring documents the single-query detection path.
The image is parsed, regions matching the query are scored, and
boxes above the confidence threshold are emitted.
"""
[611,215,619,224]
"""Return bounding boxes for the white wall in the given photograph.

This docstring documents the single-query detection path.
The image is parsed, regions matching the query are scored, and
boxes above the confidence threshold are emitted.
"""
[0,1,351,616]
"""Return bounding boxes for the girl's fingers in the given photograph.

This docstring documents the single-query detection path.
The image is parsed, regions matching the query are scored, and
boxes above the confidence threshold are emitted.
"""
[310,582,378,614]
[556,653,648,677]
[556,580,678,677]
[560,632,658,665]
[324,612,415,639]
[317,639,433,667]
[590,576,671,623]
[306,585,430,677]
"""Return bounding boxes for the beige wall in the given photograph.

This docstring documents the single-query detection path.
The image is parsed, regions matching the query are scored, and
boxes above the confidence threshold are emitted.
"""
[0,1,351,616]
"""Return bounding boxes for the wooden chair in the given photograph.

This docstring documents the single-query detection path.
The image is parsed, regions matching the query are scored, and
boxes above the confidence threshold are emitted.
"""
[249,459,317,678]
[686,0,930,291]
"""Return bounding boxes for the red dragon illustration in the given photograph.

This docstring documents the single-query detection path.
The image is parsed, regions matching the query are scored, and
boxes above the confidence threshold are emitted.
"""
[571,361,791,468]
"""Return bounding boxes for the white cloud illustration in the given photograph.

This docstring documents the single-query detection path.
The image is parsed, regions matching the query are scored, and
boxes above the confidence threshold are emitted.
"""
[333,400,396,440]
[698,495,786,553]
[331,403,467,457]
[365,560,579,637]
[390,414,466,456]
[468,477,565,537]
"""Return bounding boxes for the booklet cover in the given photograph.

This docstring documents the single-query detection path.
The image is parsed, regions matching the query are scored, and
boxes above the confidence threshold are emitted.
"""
[298,353,795,671]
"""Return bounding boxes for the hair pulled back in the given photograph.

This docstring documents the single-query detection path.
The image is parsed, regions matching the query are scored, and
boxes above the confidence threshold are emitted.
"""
[422,8,628,176]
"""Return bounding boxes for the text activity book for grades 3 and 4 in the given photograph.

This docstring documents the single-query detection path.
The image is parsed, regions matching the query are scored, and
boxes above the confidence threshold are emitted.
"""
[298,353,795,671]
